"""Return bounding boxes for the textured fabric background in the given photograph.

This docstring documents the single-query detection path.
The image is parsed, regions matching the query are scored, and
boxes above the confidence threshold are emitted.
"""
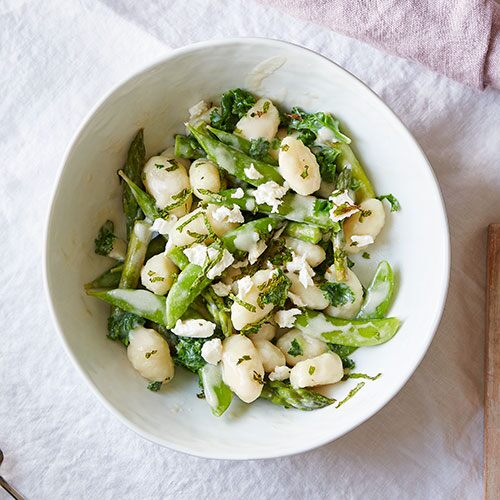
[0,1,499,498]
[260,0,500,90]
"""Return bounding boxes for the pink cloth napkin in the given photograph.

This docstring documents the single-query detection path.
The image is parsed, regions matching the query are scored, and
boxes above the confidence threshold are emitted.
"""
[260,0,500,90]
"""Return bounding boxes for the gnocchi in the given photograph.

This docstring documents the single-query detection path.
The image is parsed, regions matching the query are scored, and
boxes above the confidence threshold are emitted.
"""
[235,98,280,141]
[140,253,178,295]
[290,352,344,389]
[276,329,329,367]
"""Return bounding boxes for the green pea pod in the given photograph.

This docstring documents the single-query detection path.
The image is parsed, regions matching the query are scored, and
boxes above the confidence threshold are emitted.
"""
[199,364,233,416]
[174,134,204,159]
[188,125,283,186]
[260,380,335,411]
[84,264,123,290]
[207,125,278,165]
[202,287,233,337]
[208,189,335,229]
[122,130,146,238]
[295,310,400,347]
[87,289,168,325]
[357,261,395,319]
[119,170,160,220]
[167,245,190,270]
[333,143,375,203]
[284,222,323,244]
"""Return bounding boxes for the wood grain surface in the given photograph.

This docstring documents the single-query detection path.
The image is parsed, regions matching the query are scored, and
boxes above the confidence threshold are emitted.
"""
[485,224,500,500]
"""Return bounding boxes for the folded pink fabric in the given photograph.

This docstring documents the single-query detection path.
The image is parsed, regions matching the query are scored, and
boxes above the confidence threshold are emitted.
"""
[260,0,500,90]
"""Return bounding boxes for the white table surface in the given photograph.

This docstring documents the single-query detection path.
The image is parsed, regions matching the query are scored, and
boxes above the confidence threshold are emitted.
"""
[1,0,499,498]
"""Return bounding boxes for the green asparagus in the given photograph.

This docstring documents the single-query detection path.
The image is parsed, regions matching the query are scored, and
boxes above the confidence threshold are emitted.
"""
[284,221,323,244]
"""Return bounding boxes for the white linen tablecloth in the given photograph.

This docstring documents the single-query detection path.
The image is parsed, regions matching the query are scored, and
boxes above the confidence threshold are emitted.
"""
[1,0,499,498]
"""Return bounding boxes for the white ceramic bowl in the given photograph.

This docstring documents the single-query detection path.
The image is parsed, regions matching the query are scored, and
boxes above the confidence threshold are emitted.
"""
[44,38,449,459]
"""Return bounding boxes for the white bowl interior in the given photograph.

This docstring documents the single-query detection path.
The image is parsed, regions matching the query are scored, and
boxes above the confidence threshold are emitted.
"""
[45,39,449,459]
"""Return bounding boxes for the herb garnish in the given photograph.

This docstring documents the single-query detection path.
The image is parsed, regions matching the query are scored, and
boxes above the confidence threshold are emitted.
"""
[288,338,303,357]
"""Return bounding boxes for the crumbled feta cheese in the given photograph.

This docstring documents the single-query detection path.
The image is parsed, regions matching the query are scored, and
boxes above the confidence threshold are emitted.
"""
[236,275,254,298]
[315,126,338,145]
[172,319,216,338]
[269,365,291,381]
[288,291,305,307]
[244,163,263,180]
[248,238,266,264]
[188,100,210,120]
[286,251,315,288]
[329,190,359,223]
[212,204,245,224]
[183,244,208,267]
[201,338,223,365]
[231,187,245,199]
[350,235,374,248]
[151,216,178,235]
[253,181,288,213]
[274,308,301,328]
[268,224,272,232]
[207,248,235,280]
[211,281,231,297]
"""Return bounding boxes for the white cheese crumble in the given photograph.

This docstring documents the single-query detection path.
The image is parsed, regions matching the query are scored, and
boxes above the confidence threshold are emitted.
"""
[268,224,273,232]
[183,244,234,279]
[201,338,223,365]
[188,100,210,120]
[183,244,208,267]
[269,365,291,381]
[212,204,245,224]
[211,281,231,297]
[253,181,288,213]
[288,291,305,307]
[315,126,338,145]
[274,308,301,328]
[231,187,245,199]
[329,190,359,223]
[172,319,216,338]
[151,216,178,235]
[350,234,374,248]
[286,251,315,288]
[248,238,266,264]
[244,163,263,180]
[236,275,254,299]
[207,248,235,280]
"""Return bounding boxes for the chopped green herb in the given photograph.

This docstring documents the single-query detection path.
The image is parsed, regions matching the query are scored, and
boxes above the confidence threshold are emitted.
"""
[257,269,291,308]
[320,281,355,307]
[262,101,270,113]
[145,350,157,359]
[210,88,256,132]
[347,372,381,381]
[288,338,303,357]
[362,252,370,259]
[237,355,251,365]
[308,365,316,375]
[252,371,264,385]
[377,194,401,212]
[230,293,257,313]
[147,381,162,392]
[94,220,116,256]
[300,165,309,179]
[248,138,271,161]
[314,146,339,183]
[280,143,290,152]
[335,381,365,408]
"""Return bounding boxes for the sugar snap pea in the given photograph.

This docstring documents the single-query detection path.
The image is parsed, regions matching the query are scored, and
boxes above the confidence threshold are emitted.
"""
[284,222,323,244]
[357,261,395,319]
[199,364,233,416]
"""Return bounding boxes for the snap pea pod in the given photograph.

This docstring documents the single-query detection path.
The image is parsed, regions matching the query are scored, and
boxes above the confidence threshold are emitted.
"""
[188,125,283,186]
[206,125,278,165]
[284,222,323,244]
[122,129,146,238]
[357,261,395,319]
[333,143,375,203]
[260,380,335,411]
[199,363,233,416]
[208,189,335,228]
[84,264,123,290]
[295,310,400,347]
[168,245,190,269]
[88,288,168,325]
[174,134,204,159]
[119,170,160,220]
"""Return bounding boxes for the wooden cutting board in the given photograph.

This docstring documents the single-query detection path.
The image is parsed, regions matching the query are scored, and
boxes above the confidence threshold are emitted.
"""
[485,224,500,500]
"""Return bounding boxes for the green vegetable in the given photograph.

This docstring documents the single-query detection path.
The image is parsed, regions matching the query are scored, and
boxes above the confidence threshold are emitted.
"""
[377,193,401,212]
[333,229,348,281]
[331,143,375,203]
[122,129,146,238]
[362,252,370,259]
[357,261,395,319]
[107,309,145,346]
[287,338,303,357]
[284,222,323,244]
[260,380,335,411]
[210,88,256,132]
[147,381,162,392]
[207,126,277,165]
[199,364,232,416]
[118,170,160,220]
[87,289,168,325]
[94,220,117,257]
[119,221,152,289]
[295,310,400,347]
[335,381,365,408]
[174,134,204,159]
[174,336,207,373]
[314,146,340,184]
[257,269,290,308]
[84,263,123,289]
[208,189,335,228]
[202,287,233,337]
[347,372,381,381]
[167,245,190,270]
[145,236,166,261]
[328,343,357,360]
[287,107,351,145]
[189,126,284,186]
[320,281,355,307]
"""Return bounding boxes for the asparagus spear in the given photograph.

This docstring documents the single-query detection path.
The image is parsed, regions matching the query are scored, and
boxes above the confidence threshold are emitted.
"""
[174,134,204,159]
[188,125,283,186]
[206,125,278,165]
[202,287,233,337]
[260,380,335,411]
[122,130,146,238]
[284,222,323,244]
[208,189,335,229]
[295,310,400,347]
[85,263,123,290]
[357,261,395,319]
[199,364,233,416]
[119,170,160,220]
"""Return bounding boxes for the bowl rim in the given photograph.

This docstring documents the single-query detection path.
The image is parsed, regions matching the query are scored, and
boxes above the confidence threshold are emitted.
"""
[43,36,451,460]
